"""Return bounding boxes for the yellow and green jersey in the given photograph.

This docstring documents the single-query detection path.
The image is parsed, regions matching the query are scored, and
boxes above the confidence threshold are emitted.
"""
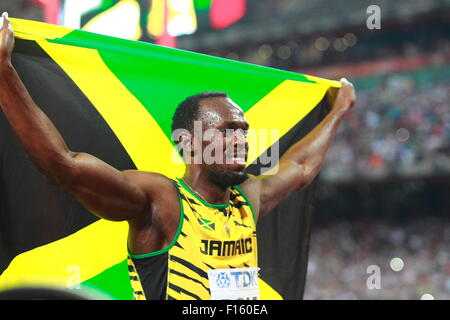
[128,178,258,300]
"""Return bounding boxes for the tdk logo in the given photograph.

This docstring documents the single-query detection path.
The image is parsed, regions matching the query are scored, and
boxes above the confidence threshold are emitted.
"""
[230,270,258,288]
[216,272,231,288]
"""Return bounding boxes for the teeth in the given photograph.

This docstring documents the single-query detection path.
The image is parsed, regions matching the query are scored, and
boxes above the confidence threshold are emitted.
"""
[232,158,246,164]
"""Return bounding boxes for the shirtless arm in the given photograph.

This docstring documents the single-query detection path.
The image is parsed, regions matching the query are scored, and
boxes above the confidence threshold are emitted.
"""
[240,78,355,220]
[0,13,152,222]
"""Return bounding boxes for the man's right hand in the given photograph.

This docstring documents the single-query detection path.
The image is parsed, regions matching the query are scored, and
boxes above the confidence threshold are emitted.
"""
[0,12,14,66]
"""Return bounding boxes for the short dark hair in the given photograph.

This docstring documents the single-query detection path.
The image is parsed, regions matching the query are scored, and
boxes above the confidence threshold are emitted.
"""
[171,91,228,142]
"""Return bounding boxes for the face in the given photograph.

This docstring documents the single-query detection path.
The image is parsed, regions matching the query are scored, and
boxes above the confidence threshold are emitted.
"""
[191,96,250,189]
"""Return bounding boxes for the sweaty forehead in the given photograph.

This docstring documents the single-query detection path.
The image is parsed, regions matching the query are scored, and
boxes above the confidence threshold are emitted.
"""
[198,97,245,127]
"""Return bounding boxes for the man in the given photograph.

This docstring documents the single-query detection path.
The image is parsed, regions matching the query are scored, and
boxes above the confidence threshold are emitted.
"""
[0,12,355,299]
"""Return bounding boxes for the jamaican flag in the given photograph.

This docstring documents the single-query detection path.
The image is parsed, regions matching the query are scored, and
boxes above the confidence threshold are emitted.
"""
[0,18,340,300]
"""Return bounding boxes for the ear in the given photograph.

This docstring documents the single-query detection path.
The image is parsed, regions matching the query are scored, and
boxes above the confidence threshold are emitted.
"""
[179,134,192,150]
[178,133,196,162]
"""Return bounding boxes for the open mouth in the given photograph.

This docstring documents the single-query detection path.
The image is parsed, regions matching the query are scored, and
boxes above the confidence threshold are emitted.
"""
[229,151,247,166]
[224,145,248,166]
[231,158,247,167]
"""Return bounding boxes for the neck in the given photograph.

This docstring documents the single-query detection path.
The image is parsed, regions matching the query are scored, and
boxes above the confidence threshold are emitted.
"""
[182,168,231,205]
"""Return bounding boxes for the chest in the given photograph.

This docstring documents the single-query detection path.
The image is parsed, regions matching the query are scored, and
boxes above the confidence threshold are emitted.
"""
[177,201,256,259]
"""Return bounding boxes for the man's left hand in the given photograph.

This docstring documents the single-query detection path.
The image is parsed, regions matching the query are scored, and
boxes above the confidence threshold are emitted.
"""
[327,78,356,115]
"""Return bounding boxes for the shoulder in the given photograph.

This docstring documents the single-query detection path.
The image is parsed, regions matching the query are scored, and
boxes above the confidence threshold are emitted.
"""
[125,171,182,253]
[125,171,181,234]
[122,170,179,201]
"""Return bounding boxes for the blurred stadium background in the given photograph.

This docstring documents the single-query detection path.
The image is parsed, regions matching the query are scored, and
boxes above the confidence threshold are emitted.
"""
[2,0,450,299]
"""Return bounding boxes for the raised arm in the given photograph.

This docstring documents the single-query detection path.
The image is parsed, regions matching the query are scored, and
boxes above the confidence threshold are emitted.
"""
[0,13,149,221]
[240,78,355,220]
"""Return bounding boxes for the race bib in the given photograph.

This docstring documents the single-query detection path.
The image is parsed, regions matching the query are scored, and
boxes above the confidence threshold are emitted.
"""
[208,267,260,300]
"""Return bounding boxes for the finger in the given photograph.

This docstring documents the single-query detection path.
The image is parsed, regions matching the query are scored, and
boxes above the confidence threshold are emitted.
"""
[4,12,11,30]
[1,12,9,30]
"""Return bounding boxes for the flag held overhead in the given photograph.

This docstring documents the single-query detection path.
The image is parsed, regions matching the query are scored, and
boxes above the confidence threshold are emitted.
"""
[0,17,339,300]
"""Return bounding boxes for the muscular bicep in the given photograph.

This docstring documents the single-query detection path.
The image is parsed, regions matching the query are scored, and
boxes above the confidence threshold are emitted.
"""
[59,152,149,221]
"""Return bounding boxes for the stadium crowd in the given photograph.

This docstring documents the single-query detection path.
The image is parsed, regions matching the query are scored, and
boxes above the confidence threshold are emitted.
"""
[304,218,450,299]
[321,72,450,182]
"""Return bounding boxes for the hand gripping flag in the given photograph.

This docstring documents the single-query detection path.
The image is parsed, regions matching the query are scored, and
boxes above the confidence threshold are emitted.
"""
[0,18,340,300]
